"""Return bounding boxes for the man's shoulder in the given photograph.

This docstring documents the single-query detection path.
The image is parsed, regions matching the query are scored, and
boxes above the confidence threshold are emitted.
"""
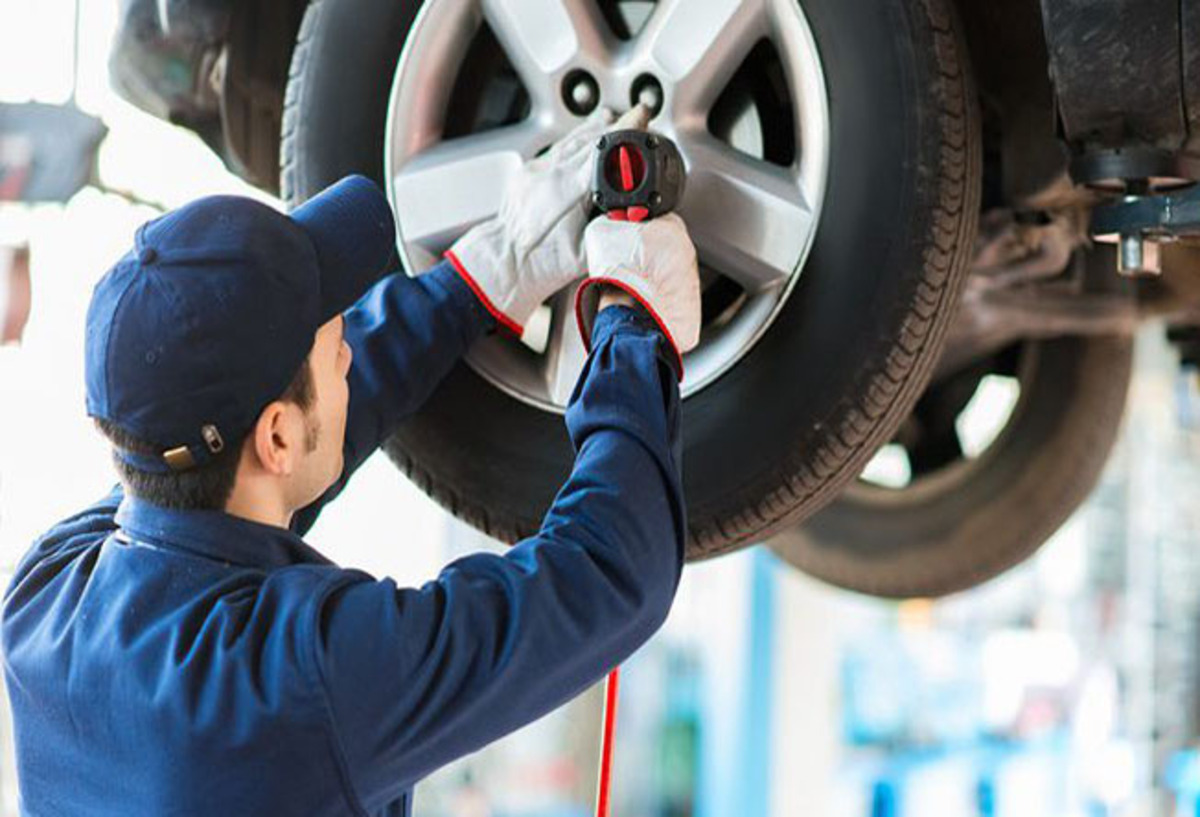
[2,485,123,645]
[9,485,123,583]
[48,484,124,540]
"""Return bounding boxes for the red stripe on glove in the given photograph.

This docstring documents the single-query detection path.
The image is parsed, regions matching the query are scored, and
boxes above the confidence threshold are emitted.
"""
[444,250,525,338]
[574,276,685,381]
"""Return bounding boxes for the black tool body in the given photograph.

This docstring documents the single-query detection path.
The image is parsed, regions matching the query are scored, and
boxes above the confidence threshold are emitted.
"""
[592,130,685,222]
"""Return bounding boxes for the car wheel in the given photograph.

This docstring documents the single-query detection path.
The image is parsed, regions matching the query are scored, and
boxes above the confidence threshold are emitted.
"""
[769,334,1134,598]
[282,0,982,556]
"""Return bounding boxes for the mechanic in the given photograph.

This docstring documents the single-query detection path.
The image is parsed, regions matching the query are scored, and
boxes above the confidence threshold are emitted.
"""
[0,106,701,816]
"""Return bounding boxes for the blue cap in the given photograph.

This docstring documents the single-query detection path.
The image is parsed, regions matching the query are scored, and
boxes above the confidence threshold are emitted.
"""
[85,175,396,473]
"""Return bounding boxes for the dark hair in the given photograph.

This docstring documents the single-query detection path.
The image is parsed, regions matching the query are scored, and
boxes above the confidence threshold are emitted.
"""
[95,356,315,511]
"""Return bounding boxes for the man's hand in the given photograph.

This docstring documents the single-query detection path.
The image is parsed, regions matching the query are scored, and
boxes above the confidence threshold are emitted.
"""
[575,213,701,380]
[446,105,652,338]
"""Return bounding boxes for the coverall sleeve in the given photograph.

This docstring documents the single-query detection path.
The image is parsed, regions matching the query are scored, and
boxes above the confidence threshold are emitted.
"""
[291,261,496,534]
[309,306,686,805]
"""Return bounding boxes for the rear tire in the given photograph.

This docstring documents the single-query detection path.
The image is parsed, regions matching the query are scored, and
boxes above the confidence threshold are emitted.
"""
[769,334,1134,598]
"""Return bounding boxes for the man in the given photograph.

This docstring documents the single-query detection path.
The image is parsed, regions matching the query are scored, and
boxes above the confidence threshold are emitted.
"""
[0,108,701,815]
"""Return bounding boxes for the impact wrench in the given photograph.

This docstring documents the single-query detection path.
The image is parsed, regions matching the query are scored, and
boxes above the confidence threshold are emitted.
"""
[589,128,686,817]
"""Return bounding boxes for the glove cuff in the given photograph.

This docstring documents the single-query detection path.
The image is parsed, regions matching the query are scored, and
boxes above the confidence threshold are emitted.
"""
[444,249,525,338]
[574,276,685,381]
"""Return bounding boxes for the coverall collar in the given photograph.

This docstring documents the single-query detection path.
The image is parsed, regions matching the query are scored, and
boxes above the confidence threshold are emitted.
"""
[114,494,334,570]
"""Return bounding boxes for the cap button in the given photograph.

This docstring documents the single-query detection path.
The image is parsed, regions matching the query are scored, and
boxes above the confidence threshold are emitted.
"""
[138,247,157,265]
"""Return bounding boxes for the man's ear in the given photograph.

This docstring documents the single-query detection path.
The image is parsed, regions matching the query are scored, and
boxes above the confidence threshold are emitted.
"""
[250,401,297,477]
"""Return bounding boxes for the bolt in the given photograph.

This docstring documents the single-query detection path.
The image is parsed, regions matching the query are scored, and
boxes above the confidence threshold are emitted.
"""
[646,135,659,149]
[571,81,597,110]
[596,136,607,150]
[650,192,663,207]
[638,84,662,112]
[593,192,605,207]
[1117,233,1162,277]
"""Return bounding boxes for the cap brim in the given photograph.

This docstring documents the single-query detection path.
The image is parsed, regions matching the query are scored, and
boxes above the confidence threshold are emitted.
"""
[289,175,398,321]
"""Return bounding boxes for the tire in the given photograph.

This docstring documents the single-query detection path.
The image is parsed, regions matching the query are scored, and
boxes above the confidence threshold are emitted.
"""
[769,334,1134,598]
[283,0,982,557]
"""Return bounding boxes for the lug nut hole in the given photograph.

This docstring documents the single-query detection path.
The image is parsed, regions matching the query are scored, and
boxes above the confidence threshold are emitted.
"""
[630,74,664,117]
[562,69,601,116]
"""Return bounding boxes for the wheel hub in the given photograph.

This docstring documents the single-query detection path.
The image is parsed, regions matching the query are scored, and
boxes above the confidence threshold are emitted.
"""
[386,0,831,412]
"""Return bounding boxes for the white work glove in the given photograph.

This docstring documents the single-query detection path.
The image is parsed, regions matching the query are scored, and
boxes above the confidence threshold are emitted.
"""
[574,213,701,381]
[445,105,652,338]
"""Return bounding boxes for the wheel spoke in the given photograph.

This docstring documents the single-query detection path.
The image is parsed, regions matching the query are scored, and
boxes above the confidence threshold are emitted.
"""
[543,282,590,406]
[678,133,813,293]
[481,0,614,101]
[391,122,546,252]
[637,0,769,120]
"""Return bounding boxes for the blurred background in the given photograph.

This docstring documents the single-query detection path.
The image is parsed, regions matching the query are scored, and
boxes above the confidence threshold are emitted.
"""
[5,2,1200,816]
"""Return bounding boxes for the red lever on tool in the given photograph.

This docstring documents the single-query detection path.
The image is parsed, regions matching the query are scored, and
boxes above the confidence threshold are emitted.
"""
[606,145,650,223]
[618,145,637,193]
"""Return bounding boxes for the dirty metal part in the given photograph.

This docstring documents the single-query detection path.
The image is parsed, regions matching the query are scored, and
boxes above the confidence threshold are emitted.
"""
[1089,184,1200,277]
[1182,1,1200,155]
[1092,184,1200,240]
[1070,147,1199,194]
[945,231,1200,379]
[956,0,1067,205]
[1039,0,1189,155]
[941,210,1130,375]
[940,284,1138,379]
[969,208,1083,291]
[1038,0,1200,193]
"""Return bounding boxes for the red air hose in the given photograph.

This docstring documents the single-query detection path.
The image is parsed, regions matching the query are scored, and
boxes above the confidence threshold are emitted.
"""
[594,667,621,816]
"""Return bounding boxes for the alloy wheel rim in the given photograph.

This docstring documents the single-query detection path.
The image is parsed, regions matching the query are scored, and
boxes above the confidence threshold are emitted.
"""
[385,0,831,412]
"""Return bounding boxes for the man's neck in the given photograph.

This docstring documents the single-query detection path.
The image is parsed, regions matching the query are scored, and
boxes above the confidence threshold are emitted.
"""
[224,489,291,530]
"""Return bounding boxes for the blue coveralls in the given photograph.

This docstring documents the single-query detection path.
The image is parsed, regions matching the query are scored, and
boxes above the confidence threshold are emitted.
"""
[1,262,686,816]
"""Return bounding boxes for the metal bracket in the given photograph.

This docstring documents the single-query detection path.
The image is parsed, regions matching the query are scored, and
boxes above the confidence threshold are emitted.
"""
[1090,185,1200,276]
